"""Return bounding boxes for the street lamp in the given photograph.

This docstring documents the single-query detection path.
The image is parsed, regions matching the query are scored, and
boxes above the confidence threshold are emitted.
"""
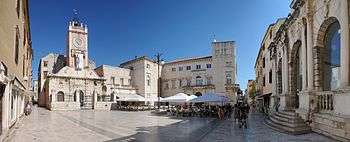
[155,53,164,110]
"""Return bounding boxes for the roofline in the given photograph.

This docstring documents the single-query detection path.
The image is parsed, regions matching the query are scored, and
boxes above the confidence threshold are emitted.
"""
[254,17,287,68]
[119,56,156,67]
[164,56,212,65]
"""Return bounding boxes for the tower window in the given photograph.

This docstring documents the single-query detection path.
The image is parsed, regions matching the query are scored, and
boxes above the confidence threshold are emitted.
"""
[186,66,191,70]
[206,64,212,68]
[196,65,201,69]
[43,61,48,67]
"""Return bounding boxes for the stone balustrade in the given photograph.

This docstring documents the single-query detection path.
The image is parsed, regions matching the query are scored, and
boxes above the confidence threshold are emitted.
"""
[316,91,334,113]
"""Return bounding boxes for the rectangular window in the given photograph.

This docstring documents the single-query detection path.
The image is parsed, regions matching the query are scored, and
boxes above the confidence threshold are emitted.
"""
[147,79,150,86]
[16,0,20,18]
[179,79,182,87]
[120,78,124,86]
[263,76,266,86]
[179,66,183,71]
[206,64,211,68]
[262,57,265,68]
[111,77,115,85]
[128,79,131,85]
[15,27,19,64]
[196,65,201,69]
[269,70,272,84]
[186,66,191,70]
[43,61,48,67]
[171,67,176,71]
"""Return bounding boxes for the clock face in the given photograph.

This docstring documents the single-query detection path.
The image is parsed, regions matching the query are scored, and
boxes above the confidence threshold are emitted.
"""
[73,37,83,48]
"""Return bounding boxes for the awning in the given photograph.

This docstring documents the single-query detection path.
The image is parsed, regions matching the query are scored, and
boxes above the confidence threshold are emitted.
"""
[189,93,228,103]
[116,93,146,102]
[161,93,197,103]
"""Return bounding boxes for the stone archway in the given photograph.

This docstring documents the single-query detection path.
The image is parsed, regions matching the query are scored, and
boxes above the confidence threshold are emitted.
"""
[314,17,341,91]
[289,40,302,109]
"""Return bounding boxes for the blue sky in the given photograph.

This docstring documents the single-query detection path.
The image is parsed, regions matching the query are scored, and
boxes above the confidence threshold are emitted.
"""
[30,0,291,90]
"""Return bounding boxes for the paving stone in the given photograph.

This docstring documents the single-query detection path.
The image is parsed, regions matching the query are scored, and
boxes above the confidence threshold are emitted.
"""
[4,107,337,142]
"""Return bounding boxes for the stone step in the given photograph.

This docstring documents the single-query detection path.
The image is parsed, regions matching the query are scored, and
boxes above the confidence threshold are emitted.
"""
[269,116,308,128]
[278,110,298,117]
[265,110,311,135]
[265,118,311,135]
[274,111,298,120]
[270,114,304,124]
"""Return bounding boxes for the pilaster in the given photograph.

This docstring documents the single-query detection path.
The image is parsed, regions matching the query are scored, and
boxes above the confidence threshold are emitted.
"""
[340,0,350,88]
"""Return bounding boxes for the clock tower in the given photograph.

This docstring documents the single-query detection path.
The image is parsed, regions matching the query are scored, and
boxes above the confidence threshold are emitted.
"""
[66,19,89,70]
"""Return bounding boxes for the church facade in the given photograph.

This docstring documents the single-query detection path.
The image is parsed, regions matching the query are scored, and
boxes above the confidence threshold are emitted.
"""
[255,0,350,140]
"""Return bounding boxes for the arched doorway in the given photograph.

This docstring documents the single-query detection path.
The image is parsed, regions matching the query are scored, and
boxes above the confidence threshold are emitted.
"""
[194,92,202,97]
[57,91,64,102]
[290,40,302,109]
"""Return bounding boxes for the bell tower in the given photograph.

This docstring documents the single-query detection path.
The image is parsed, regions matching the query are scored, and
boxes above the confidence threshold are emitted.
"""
[66,13,88,70]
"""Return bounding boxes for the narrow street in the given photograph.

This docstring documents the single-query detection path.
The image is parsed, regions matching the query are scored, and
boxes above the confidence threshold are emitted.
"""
[4,107,335,142]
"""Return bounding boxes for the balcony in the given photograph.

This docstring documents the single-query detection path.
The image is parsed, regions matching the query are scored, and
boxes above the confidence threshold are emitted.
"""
[316,91,334,113]
[183,84,215,89]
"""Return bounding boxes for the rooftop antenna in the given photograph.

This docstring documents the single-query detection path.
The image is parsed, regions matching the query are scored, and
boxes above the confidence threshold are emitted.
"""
[212,33,217,42]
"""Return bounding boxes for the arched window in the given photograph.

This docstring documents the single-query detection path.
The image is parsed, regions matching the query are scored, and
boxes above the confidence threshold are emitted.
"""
[324,21,341,91]
[57,91,64,102]
[196,76,203,86]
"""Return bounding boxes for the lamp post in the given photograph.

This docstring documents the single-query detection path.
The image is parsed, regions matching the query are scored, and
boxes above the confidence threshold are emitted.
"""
[155,53,163,110]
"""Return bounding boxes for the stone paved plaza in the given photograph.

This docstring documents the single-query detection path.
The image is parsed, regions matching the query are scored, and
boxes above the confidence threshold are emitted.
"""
[5,106,336,142]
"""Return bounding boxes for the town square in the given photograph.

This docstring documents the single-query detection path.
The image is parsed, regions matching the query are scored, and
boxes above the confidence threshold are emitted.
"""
[1,0,350,142]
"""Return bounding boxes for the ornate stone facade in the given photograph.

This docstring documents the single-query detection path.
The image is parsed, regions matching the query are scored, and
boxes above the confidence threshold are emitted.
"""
[255,0,350,140]
[38,20,106,110]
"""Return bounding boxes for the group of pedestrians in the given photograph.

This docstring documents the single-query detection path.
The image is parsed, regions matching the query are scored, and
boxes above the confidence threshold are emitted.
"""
[218,104,233,120]
[233,98,250,128]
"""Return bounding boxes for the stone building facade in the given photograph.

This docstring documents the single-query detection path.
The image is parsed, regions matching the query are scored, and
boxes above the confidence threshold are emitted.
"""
[255,18,286,111]
[120,56,161,105]
[38,20,106,110]
[0,0,33,139]
[255,0,350,140]
[161,41,238,103]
